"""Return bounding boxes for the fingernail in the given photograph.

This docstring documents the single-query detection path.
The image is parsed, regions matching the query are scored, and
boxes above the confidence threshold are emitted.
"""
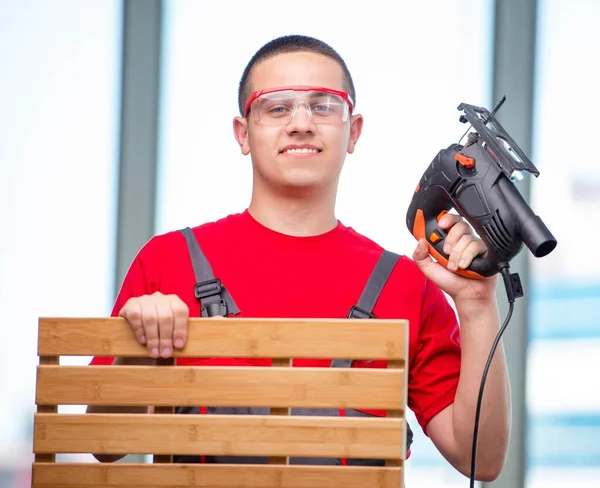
[140,335,146,344]
[459,259,466,268]
[174,339,184,348]
[448,262,457,271]
[150,348,159,357]
[162,347,172,357]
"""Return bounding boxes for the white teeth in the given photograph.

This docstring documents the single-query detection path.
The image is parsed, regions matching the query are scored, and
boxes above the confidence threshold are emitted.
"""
[284,148,319,154]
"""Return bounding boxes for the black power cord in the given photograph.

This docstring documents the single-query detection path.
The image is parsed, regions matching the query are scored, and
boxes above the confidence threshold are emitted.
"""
[469,264,523,487]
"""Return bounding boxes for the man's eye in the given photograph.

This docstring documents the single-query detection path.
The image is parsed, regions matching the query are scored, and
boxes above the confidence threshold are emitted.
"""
[267,105,289,114]
[313,104,332,113]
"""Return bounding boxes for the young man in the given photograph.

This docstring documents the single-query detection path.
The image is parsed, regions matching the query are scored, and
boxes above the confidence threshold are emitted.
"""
[88,35,510,480]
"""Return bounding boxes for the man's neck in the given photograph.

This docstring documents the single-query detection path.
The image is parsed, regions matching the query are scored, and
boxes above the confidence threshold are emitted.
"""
[248,186,338,237]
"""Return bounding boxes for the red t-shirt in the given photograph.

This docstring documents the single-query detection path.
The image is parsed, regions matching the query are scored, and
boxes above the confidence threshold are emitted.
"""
[91,210,461,434]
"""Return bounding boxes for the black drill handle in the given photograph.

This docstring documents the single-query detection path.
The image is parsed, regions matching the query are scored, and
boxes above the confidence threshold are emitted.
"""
[407,185,499,279]
[406,144,557,279]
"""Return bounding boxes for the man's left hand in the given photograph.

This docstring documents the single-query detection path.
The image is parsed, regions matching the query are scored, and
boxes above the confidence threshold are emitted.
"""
[412,213,498,304]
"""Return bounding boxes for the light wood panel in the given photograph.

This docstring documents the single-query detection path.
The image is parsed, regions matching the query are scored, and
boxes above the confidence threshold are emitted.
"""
[37,317,407,359]
[31,463,402,488]
[33,413,403,459]
[35,365,404,409]
[32,316,408,487]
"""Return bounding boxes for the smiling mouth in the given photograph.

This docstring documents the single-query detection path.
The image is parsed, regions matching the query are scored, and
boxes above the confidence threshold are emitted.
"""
[281,148,321,155]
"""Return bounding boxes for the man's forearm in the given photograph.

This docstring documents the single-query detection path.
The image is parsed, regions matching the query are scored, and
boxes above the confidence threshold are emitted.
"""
[452,299,511,479]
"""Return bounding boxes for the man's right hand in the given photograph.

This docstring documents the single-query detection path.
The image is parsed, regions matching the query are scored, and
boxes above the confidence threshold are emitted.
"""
[118,292,189,358]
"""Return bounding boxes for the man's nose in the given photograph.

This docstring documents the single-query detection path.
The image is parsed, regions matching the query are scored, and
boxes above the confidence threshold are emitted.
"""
[286,101,315,132]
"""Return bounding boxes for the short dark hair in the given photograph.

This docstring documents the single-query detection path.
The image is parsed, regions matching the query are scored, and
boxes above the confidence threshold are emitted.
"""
[237,34,356,116]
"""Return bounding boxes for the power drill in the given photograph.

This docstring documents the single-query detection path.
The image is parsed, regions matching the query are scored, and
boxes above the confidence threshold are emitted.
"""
[405,98,558,488]
[406,97,557,282]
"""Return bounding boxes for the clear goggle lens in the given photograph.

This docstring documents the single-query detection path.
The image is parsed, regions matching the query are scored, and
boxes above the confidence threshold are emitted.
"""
[249,89,351,125]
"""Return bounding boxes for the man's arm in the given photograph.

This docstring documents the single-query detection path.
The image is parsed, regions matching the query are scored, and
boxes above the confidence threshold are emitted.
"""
[87,291,189,463]
[85,236,191,462]
[411,213,511,481]
[425,298,510,481]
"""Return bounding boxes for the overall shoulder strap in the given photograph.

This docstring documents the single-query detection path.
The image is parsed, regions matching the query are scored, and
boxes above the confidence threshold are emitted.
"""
[331,250,401,369]
[179,227,240,317]
[347,250,401,319]
[333,248,413,453]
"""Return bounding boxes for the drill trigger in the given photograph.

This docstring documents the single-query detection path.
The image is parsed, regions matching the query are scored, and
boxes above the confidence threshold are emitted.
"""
[429,230,443,244]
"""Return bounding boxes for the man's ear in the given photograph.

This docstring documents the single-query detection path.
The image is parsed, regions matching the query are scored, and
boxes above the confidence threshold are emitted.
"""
[233,116,251,155]
[347,114,364,154]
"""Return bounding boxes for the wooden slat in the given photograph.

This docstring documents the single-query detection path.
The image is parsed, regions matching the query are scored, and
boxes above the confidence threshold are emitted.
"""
[35,365,404,409]
[33,413,403,459]
[153,357,175,464]
[35,356,58,463]
[270,357,291,464]
[38,317,407,359]
[386,359,406,467]
[32,463,402,488]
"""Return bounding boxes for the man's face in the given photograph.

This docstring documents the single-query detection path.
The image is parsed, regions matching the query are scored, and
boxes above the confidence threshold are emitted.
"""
[233,52,363,193]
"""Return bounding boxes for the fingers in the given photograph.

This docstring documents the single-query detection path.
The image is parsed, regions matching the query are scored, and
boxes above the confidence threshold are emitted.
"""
[439,213,487,271]
[154,298,174,358]
[141,296,160,358]
[442,221,472,255]
[120,299,146,346]
[438,212,463,231]
[447,235,482,271]
[118,292,189,359]
[171,294,189,350]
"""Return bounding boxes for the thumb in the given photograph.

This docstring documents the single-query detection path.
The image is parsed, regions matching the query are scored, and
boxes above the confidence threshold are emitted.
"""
[412,238,435,268]
[412,238,453,286]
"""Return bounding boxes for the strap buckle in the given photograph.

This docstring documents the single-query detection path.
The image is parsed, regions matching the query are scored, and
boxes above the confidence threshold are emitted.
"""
[203,300,228,318]
[194,278,222,299]
[195,278,229,317]
[347,305,376,319]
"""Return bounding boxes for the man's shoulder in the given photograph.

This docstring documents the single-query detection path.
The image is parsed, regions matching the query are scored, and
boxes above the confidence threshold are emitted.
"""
[156,211,245,241]
[340,222,427,283]
[339,222,386,253]
[136,211,246,260]
[340,222,403,260]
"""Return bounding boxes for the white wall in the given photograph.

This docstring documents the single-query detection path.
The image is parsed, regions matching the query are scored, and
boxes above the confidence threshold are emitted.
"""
[0,0,121,474]
[526,1,600,487]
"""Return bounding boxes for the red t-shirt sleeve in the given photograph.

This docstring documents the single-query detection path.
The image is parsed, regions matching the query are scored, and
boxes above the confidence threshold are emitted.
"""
[89,237,160,365]
[408,279,461,434]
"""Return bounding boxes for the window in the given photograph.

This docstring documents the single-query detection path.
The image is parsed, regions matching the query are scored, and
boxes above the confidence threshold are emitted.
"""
[0,1,121,485]
[526,1,600,487]
[156,1,493,485]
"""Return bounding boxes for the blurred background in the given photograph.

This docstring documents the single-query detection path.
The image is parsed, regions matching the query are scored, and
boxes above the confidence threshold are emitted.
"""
[0,1,598,487]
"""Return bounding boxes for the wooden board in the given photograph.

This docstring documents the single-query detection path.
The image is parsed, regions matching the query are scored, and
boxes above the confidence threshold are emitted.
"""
[35,365,404,409]
[37,317,407,359]
[33,413,403,459]
[31,463,402,488]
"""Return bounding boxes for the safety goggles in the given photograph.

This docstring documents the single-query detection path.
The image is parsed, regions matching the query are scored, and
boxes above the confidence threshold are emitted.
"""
[244,86,354,125]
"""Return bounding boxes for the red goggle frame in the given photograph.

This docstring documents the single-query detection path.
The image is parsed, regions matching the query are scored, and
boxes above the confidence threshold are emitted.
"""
[244,85,354,117]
